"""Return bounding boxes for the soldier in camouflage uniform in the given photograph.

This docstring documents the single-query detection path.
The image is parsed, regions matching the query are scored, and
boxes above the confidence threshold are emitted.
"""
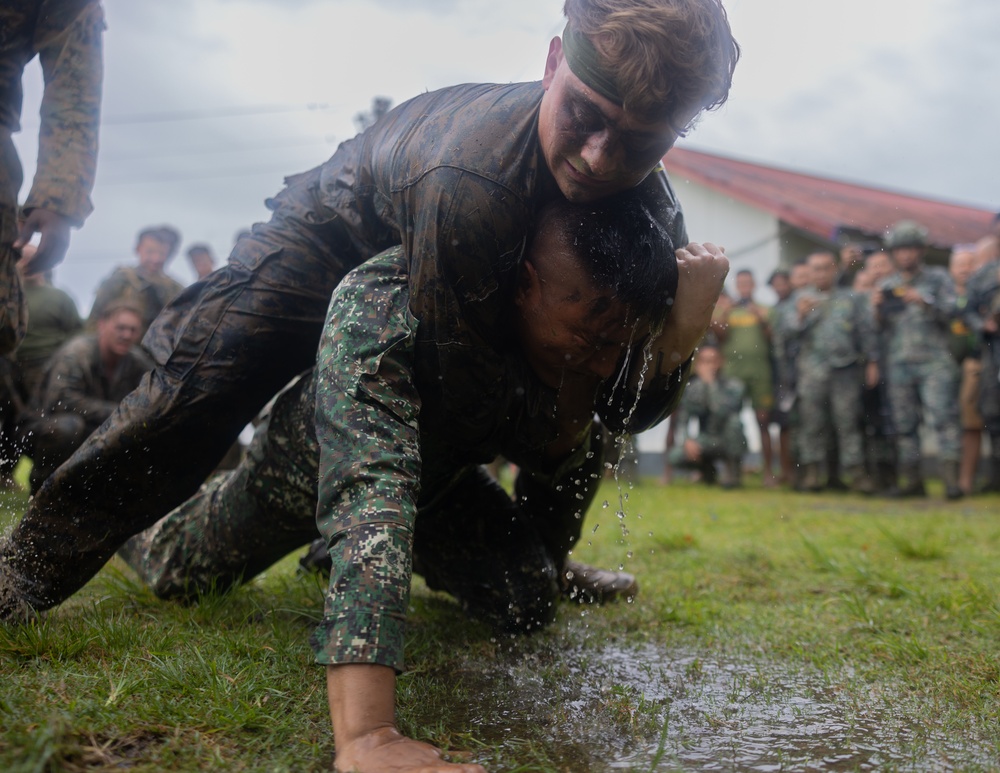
[0,0,103,354]
[119,196,722,773]
[873,221,962,499]
[964,216,1000,492]
[667,343,746,487]
[88,225,185,335]
[787,251,877,493]
[1,3,738,769]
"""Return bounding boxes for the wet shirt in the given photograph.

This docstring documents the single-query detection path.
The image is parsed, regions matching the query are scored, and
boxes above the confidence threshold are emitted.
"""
[0,0,103,223]
[312,248,688,672]
[32,331,152,430]
[877,266,957,364]
[788,287,876,371]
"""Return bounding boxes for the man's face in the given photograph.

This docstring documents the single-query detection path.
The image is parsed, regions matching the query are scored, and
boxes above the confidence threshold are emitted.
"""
[891,246,923,273]
[769,274,791,301]
[807,254,838,292]
[693,347,722,382]
[537,38,683,203]
[98,309,143,358]
[136,236,171,275]
[515,228,643,388]
[949,249,975,287]
[865,251,894,284]
[789,264,810,290]
[735,273,754,300]
[189,251,214,279]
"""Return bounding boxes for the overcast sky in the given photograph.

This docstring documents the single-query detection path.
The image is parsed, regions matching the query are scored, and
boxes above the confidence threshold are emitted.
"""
[13,0,1000,313]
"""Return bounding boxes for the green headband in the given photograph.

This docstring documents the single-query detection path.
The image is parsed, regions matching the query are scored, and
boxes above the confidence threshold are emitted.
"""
[561,22,623,105]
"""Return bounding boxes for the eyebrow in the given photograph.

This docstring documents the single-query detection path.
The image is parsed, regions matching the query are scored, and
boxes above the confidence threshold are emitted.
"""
[564,86,668,143]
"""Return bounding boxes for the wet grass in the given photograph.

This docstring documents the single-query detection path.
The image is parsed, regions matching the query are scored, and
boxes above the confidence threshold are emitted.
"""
[1,475,999,771]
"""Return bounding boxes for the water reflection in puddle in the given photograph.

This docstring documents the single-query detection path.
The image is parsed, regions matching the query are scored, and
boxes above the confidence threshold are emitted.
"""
[453,637,997,772]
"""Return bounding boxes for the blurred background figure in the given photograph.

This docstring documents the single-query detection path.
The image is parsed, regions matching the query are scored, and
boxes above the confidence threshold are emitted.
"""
[185,243,216,280]
[949,244,982,495]
[667,344,747,488]
[768,268,797,486]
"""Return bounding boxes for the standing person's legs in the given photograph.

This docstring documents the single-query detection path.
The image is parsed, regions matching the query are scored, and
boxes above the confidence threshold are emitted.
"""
[917,358,961,497]
[830,365,869,491]
[888,362,924,494]
[0,137,27,357]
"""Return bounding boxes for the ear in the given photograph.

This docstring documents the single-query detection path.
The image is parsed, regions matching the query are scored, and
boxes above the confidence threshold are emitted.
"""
[515,259,539,306]
[542,37,563,89]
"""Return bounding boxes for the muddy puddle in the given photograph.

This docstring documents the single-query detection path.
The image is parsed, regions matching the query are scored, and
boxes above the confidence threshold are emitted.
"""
[443,633,998,771]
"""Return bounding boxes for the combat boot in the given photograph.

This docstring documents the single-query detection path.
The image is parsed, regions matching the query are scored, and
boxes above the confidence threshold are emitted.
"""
[896,464,926,498]
[800,463,822,492]
[720,459,742,489]
[942,461,963,501]
[845,465,875,495]
[561,560,638,604]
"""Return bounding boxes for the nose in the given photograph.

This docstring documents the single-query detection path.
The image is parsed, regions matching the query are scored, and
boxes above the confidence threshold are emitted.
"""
[579,130,619,177]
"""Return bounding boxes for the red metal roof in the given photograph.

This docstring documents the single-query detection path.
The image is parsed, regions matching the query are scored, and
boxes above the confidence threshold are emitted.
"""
[662,146,995,249]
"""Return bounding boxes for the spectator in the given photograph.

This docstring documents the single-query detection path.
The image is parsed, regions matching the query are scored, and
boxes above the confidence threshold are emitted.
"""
[768,268,796,485]
[23,303,151,491]
[950,244,983,494]
[873,220,962,499]
[89,226,184,335]
[667,344,746,487]
[712,269,775,484]
[787,251,876,493]
[185,243,216,280]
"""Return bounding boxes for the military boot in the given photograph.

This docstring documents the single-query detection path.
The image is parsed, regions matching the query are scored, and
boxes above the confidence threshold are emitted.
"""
[801,463,823,492]
[720,459,742,489]
[845,465,875,495]
[561,560,638,604]
[896,464,927,498]
[942,461,964,501]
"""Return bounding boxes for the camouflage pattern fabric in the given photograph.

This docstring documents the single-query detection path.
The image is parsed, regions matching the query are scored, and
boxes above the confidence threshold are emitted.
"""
[965,260,1000,439]
[0,80,687,620]
[667,373,746,464]
[0,1,104,354]
[877,267,960,465]
[122,247,644,673]
[788,287,875,468]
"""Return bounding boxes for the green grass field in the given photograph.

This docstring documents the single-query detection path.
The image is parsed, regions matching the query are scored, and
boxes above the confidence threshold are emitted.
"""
[2,473,998,771]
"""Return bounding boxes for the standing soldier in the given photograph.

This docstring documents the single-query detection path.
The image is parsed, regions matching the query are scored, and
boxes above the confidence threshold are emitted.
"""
[788,251,876,493]
[873,221,962,499]
[0,0,104,354]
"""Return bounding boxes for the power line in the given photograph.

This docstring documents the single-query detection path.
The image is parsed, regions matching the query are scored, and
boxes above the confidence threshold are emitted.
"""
[101,102,338,126]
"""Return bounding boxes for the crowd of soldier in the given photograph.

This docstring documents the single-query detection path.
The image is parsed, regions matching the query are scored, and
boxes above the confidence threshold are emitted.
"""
[666,216,1000,501]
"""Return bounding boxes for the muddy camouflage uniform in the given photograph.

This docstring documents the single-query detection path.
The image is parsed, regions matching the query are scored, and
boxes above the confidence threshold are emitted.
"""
[877,267,961,468]
[121,247,686,671]
[667,372,746,481]
[787,287,875,470]
[0,80,687,620]
[0,0,103,355]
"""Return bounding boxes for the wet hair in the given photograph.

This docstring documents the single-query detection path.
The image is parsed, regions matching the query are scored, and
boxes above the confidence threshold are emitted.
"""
[531,188,677,328]
[564,0,740,126]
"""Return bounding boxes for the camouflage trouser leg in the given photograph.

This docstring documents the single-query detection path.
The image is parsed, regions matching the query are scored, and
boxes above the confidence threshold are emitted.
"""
[118,371,320,600]
[0,136,27,356]
[888,358,961,466]
[828,365,864,469]
[797,368,835,466]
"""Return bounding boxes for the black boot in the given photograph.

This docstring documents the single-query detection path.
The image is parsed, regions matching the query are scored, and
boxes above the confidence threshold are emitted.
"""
[942,460,963,501]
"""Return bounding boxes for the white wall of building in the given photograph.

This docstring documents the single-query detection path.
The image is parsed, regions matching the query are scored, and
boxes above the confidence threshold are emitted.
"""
[635,178,781,454]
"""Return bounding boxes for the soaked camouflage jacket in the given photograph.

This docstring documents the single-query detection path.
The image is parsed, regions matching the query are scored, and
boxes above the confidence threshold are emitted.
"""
[32,331,151,430]
[876,266,957,364]
[312,248,687,672]
[788,286,876,372]
[0,0,104,224]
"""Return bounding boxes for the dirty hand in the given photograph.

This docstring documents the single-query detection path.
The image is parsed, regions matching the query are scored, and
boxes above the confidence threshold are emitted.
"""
[650,242,730,374]
[334,727,486,773]
[14,208,72,273]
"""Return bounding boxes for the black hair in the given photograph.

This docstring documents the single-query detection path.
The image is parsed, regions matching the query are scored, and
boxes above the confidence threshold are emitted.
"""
[531,188,677,328]
[736,268,753,278]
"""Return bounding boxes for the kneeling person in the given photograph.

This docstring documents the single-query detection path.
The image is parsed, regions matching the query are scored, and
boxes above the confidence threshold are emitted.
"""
[24,304,150,491]
[121,193,727,773]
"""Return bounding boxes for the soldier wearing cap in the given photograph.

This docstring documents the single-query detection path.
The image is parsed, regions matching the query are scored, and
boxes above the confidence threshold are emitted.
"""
[872,220,962,499]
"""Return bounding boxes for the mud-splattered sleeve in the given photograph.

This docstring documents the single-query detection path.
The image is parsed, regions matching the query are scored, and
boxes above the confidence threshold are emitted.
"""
[24,0,104,225]
[310,248,422,673]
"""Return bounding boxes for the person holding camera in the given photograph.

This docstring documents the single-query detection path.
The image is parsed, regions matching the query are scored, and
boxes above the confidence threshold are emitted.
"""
[872,221,962,499]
